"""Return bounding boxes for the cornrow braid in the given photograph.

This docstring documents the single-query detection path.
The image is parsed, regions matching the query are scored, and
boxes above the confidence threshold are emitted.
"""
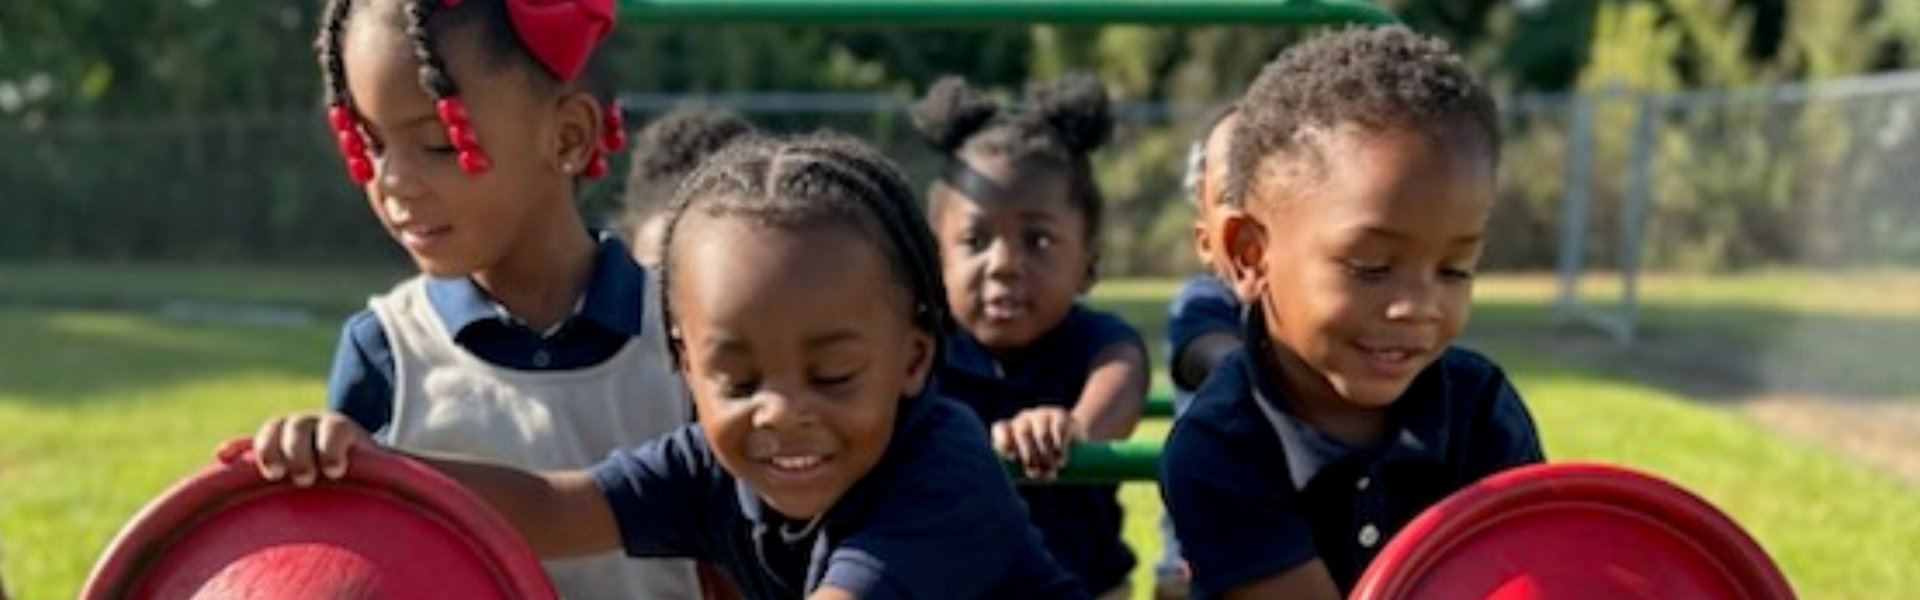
[318,0,617,183]
[318,0,374,183]
[655,132,951,367]
[319,0,354,109]
[402,0,490,174]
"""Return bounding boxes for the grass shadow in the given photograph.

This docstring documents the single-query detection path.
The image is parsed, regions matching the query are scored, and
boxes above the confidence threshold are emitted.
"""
[0,309,336,406]
[1469,299,1920,404]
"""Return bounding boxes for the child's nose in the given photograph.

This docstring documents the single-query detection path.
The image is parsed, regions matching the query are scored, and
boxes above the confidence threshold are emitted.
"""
[374,152,430,199]
[1384,278,1447,323]
[985,239,1023,278]
[749,388,817,430]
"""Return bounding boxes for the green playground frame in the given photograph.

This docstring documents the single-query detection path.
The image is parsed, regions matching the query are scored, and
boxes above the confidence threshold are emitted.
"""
[617,0,1395,481]
[617,0,1396,26]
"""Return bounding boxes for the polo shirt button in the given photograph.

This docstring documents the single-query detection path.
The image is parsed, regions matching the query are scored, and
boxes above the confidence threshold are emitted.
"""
[532,349,552,368]
[1356,477,1371,491]
[1358,523,1381,549]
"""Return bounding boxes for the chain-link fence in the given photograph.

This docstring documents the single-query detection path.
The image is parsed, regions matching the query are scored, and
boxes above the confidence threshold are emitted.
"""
[6,72,1920,281]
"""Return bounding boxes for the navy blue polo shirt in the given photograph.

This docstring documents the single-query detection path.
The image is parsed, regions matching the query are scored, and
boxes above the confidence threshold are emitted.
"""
[1165,274,1241,395]
[326,232,650,432]
[589,394,1088,600]
[931,305,1144,595]
[1159,303,1544,597]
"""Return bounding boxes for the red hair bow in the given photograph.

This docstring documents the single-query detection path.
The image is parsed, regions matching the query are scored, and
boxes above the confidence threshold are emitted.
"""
[443,0,614,82]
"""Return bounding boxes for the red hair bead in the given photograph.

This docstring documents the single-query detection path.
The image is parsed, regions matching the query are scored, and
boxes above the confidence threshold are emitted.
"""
[347,157,376,185]
[435,98,471,126]
[458,150,492,175]
[583,155,608,179]
[603,101,627,151]
[328,106,356,132]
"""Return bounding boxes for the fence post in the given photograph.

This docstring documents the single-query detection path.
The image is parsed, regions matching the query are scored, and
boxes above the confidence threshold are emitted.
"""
[1555,94,1593,322]
[1618,92,1658,346]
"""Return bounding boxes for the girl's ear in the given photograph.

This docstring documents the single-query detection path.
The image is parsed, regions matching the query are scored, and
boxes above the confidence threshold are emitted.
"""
[901,327,937,397]
[1219,211,1268,303]
[550,90,601,175]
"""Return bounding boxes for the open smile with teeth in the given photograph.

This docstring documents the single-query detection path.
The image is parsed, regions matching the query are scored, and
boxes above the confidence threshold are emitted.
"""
[768,455,826,471]
[1357,343,1426,375]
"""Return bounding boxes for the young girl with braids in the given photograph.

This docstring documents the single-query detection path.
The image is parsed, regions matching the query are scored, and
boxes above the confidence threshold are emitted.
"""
[911,74,1152,600]
[308,0,699,596]
[234,132,1088,600]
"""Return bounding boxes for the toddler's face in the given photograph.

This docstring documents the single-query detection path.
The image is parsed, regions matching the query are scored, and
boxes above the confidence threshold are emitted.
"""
[934,158,1093,354]
[1228,125,1494,410]
[668,215,933,520]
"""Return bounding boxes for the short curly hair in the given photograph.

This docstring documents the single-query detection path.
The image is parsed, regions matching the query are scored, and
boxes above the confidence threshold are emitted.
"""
[620,108,755,232]
[1226,26,1499,211]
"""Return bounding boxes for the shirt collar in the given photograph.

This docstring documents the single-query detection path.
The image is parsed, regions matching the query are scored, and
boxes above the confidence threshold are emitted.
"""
[942,330,1003,381]
[940,305,1091,383]
[423,231,646,338]
[1237,301,1454,491]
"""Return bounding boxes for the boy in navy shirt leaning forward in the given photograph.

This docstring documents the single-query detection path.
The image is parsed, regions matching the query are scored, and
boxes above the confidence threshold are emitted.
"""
[241,134,1084,600]
[1159,27,1544,599]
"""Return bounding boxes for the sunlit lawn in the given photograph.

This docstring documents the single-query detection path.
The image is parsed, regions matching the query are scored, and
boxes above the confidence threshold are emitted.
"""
[4,267,1919,599]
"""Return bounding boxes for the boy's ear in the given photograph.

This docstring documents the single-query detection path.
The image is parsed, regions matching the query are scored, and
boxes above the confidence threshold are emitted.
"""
[1079,252,1100,294]
[550,90,601,175]
[1220,211,1267,303]
[902,327,937,397]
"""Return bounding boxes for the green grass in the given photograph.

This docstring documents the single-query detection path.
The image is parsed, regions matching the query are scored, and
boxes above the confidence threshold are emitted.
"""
[1,261,408,318]
[3,268,1919,599]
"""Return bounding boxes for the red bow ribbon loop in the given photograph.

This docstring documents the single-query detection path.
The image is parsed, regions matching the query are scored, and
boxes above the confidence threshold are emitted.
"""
[444,0,614,82]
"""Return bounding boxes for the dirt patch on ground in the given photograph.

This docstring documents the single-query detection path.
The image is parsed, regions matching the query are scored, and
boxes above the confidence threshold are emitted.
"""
[1485,329,1920,490]
[1744,396,1920,488]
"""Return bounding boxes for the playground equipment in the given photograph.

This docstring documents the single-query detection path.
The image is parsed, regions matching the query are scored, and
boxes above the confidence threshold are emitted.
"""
[616,0,1397,25]
[1352,463,1796,600]
[80,445,556,600]
[76,2,1797,598]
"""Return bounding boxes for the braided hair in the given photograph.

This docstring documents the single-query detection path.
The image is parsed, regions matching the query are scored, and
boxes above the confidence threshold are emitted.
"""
[317,0,607,180]
[655,132,951,364]
[910,73,1115,245]
[1226,26,1499,211]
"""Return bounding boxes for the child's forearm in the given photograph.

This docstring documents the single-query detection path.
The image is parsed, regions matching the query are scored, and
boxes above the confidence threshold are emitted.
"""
[1073,342,1151,441]
[409,454,624,559]
[1172,332,1242,392]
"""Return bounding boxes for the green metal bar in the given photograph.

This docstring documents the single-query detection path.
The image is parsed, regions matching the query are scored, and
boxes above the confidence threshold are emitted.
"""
[618,0,1397,26]
[1144,393,1176,418]
[1007,440,1162,484]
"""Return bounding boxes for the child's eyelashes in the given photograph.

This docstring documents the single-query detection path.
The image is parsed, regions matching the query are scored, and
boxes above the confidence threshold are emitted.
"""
[717,377,761,400]
[1338,260,1477,283]
[809,371,861,393]
[1341,260,1392,282]
[955,230,1059,255]
[958,233,990,253]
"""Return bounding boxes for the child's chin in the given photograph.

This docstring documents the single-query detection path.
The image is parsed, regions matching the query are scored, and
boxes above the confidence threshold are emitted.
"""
[757,491,837,522]
[412,257,475,279]
[1336,379,1416,410]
